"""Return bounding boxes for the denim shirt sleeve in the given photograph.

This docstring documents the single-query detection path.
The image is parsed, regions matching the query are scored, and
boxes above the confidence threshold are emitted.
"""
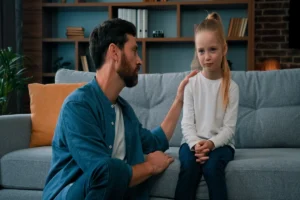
[62,100,132,185]
[139,123,169,154]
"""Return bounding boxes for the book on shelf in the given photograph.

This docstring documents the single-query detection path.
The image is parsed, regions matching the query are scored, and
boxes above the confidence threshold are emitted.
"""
[66,26,84,39]
[81,50,96,72]
[80,56,89,72]
[227,18,248,37]
[118,8,148,38]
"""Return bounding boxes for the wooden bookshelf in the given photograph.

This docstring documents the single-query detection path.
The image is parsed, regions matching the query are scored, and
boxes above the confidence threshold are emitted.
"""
[24,0,254,84]
[43,73,56,77]
[42,37,248,45]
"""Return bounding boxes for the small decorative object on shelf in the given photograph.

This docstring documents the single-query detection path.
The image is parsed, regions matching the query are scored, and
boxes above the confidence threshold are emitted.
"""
[61,0,66,3]
[53,57,71,72]
[152,30,164,38]
[66,27,84,39]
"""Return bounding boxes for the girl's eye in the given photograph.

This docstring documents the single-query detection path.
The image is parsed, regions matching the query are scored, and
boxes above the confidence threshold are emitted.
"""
[198,49,204,54]
[210,48,217,52]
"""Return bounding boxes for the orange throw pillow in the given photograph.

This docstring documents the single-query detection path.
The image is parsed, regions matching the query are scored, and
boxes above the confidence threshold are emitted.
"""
[28,82,86,147]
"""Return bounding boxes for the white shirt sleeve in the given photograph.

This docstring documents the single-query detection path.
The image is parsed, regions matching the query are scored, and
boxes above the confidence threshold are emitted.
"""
[181,82,203,150]
[209,83,239,149]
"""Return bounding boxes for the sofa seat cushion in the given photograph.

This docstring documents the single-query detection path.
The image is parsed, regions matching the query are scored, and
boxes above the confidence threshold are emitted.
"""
[149,147,300,200]
[2,146,300,200]
[1,147,51,190]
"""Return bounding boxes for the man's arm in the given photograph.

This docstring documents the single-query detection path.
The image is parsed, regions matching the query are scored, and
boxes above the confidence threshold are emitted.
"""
[161,97,183,141]
[138,70,199,154]
[129,150,173,187]
[161,70,199,141]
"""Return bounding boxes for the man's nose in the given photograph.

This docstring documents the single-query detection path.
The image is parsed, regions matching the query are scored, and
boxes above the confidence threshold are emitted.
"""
[137,55,142,65]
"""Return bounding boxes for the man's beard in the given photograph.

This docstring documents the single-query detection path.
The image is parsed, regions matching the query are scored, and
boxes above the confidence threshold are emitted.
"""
[117,53,139,88]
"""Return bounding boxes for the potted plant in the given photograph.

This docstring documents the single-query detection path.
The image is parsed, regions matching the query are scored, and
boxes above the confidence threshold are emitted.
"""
[0,47,31,115]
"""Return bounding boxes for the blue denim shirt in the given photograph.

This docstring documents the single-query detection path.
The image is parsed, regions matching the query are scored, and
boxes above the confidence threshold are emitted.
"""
[42,77,169,200]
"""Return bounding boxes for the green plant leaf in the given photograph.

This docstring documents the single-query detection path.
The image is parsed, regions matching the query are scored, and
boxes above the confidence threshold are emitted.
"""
[0,47,32,115]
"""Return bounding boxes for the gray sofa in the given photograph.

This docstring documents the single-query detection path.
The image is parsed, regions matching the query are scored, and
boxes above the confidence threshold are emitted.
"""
[1,68,300,200]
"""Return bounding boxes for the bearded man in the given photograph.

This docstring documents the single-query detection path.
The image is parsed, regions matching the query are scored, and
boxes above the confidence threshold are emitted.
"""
[42,18,197,200]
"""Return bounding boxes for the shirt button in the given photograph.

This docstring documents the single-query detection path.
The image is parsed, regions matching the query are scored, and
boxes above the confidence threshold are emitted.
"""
[111,122,114,125]
[109,145,112,149]
[111,105,114,108]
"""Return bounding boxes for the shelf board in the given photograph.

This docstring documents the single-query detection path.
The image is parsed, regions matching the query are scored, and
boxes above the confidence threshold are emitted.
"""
[42,38,78,43]
[43,73,55,77]
[227,36,248,41]
[42,0,249,8]
[43,37,248,43]
[140,37,193,42]
[42,3,108,7]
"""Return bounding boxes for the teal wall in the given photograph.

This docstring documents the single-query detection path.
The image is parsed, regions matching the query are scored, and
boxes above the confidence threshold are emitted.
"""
[147,43,194,73]
[53,8,108,38]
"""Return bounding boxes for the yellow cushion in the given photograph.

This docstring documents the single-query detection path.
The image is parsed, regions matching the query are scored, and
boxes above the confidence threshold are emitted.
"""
[28,82,86,147]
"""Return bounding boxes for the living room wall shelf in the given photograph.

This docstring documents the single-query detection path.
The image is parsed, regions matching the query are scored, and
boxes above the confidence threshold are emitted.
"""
[42,38,77,42]
[43,73,56,77]
[25,0,254,83]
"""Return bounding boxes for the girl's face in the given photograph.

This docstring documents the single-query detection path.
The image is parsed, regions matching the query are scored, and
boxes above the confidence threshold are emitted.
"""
[195,30,226,75]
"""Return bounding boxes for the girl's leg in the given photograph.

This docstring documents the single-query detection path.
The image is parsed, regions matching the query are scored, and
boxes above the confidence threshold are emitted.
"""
[202,145,234,200]
[175,143,202,200]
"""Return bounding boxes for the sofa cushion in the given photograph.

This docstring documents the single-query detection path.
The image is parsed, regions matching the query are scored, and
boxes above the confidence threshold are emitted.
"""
[28,83,86,147]
[232,69,300,148]
[1,146,300,200]
[55,69,190,147]
[0,189,43,200]
[0,147,51,190]
[55,69,300,148]
[149,147,300,200]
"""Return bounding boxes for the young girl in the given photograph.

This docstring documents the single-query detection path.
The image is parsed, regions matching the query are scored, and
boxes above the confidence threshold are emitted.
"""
[175,12,239,200]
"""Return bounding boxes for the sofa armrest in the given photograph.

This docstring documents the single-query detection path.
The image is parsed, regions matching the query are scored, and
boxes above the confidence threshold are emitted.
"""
[0,114,31,158]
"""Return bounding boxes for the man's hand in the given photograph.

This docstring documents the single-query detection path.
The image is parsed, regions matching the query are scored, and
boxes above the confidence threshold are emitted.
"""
[194,140,215,164]
[145,151,174,175]
[176,70,199,103]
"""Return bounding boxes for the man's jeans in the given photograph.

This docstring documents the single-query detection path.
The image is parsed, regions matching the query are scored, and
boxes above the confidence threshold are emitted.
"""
[175,143,234,200]
[54,159,131,200]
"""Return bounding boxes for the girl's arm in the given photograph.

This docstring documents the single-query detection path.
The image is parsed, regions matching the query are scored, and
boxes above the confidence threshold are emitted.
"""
[209,83,240,149]
[181,81,202,150]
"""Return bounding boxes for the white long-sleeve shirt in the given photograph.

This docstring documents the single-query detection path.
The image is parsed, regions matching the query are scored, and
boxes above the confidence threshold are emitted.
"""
[181,72,239,150]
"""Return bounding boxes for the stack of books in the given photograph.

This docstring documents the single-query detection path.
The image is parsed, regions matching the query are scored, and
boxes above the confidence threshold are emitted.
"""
[227,18,248,37]
[66,27,84,39]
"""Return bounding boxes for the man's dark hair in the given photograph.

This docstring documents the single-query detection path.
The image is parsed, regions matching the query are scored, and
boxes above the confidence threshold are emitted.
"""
[89,18,136,70]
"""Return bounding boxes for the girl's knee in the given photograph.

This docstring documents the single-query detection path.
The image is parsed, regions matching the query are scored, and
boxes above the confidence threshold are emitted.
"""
[202,160,223,177]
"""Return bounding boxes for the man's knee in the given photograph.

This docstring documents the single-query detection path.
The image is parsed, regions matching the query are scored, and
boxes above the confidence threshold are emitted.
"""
[88,158,130,189]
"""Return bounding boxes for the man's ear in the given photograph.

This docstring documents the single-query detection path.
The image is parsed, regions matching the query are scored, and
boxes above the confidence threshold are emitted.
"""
[108,43,120,62]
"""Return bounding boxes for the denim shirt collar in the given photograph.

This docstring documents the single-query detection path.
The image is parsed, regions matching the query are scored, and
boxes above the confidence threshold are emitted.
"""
[90,76,128,109]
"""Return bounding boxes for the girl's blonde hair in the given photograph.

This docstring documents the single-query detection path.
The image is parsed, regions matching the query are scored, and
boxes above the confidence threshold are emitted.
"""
[191,12,231,110]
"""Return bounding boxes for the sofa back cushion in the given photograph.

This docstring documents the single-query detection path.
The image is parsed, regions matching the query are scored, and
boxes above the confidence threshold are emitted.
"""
[55,69,300,148]
[231,69,300,148]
